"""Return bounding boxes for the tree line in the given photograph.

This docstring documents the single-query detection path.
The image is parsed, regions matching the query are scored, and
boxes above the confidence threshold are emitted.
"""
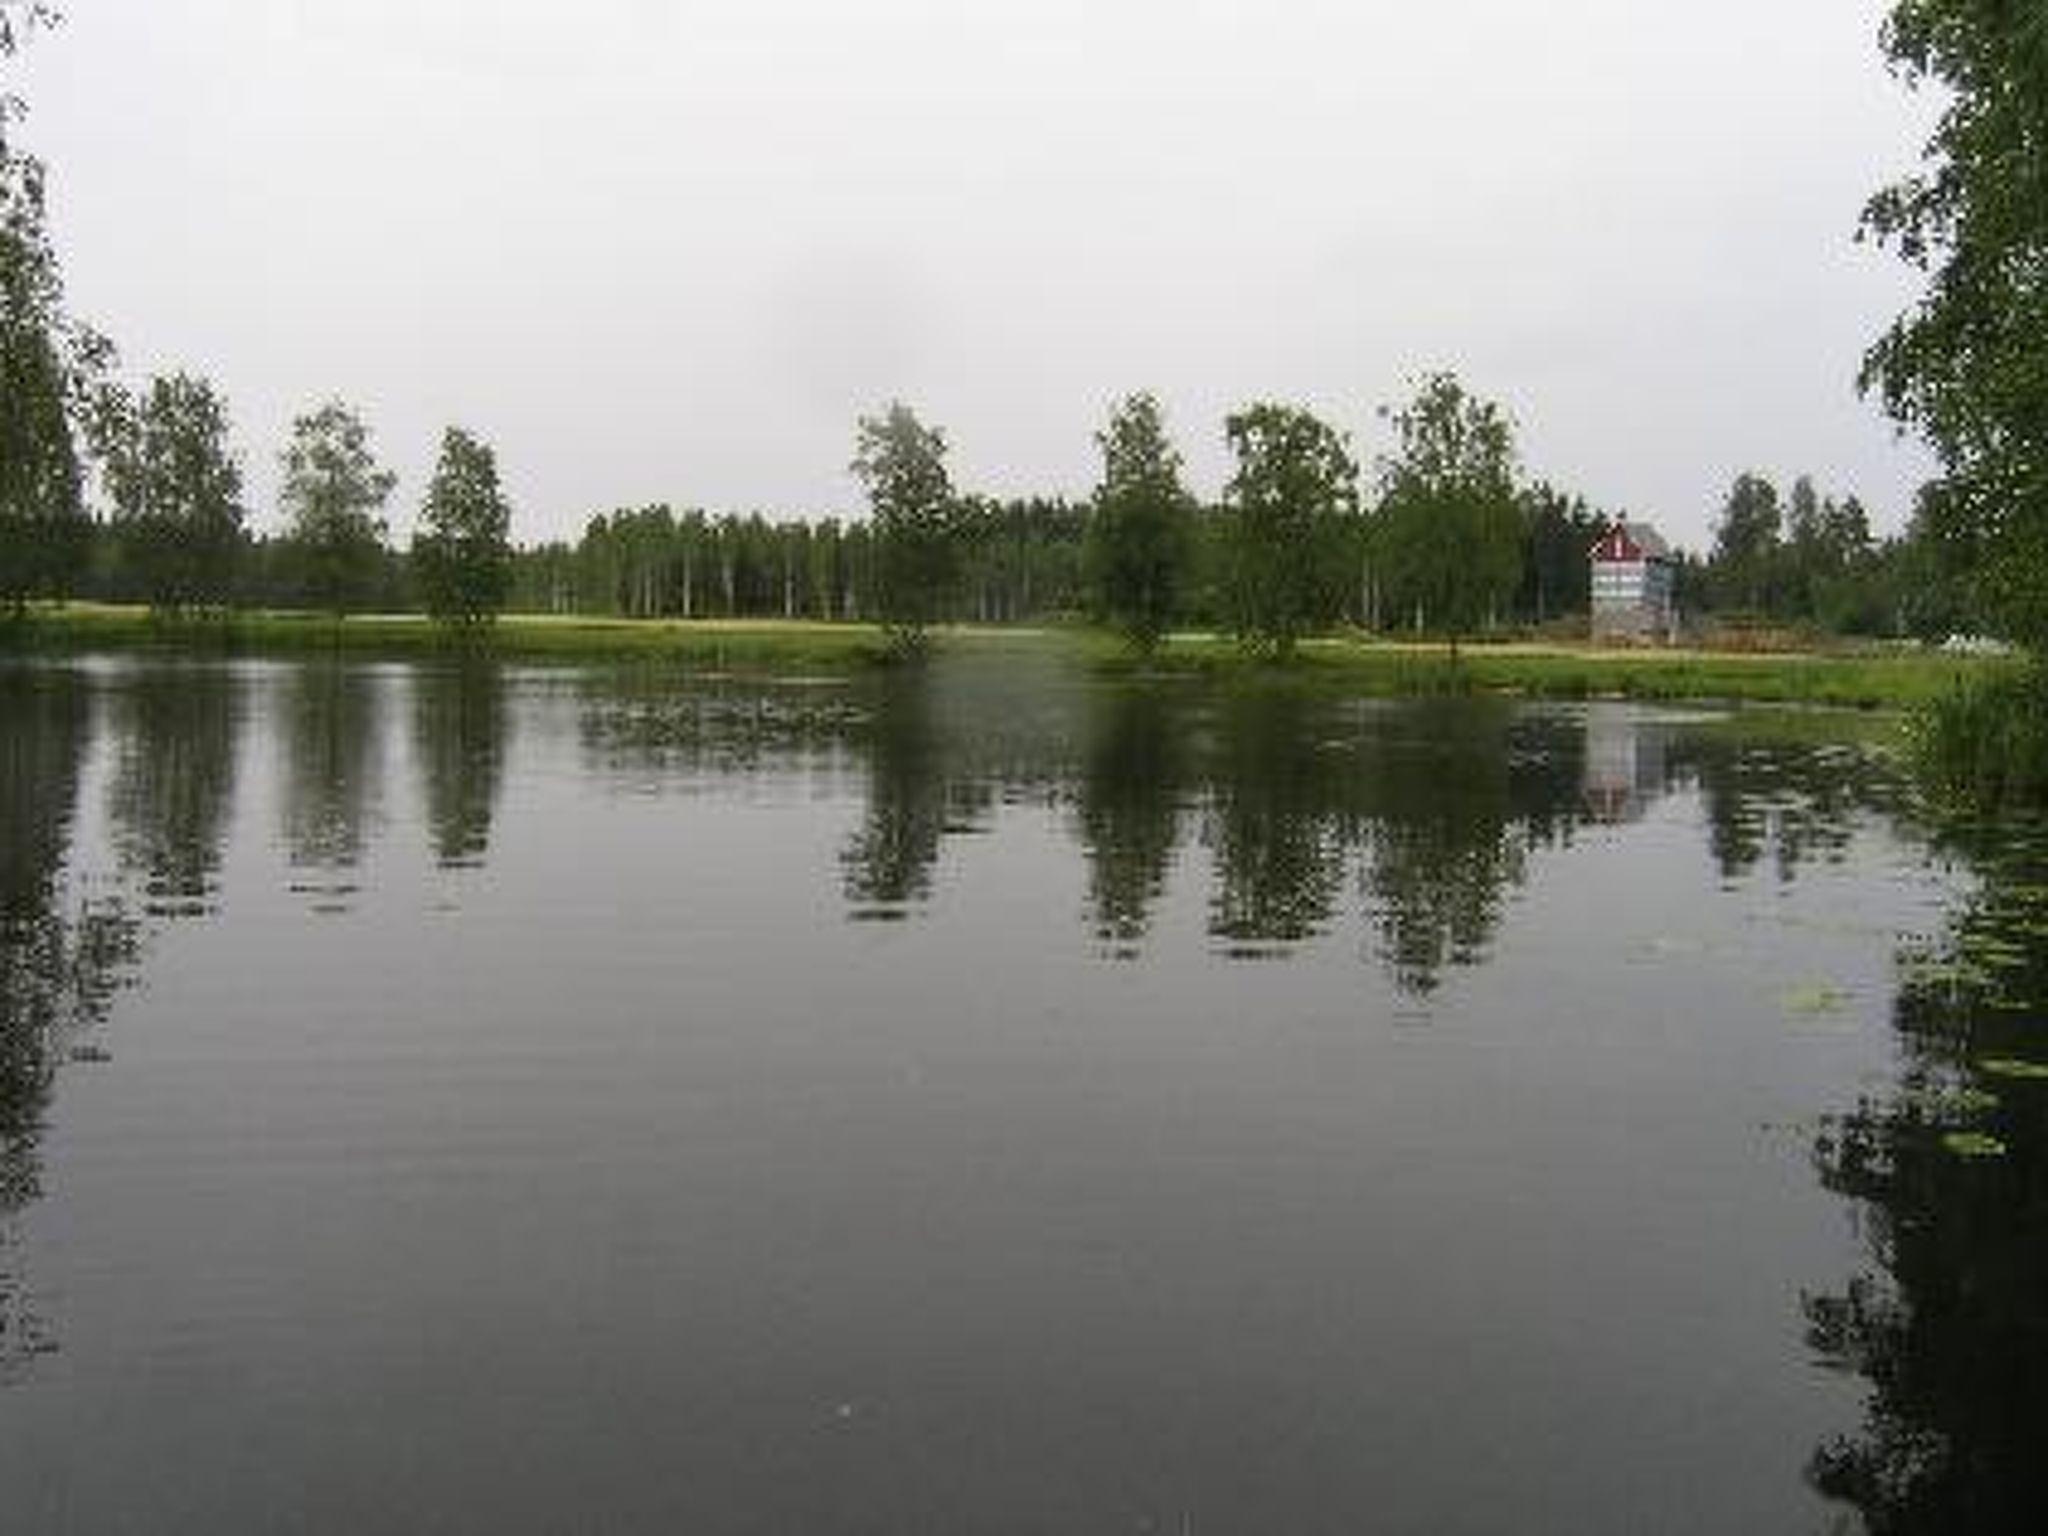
[1685,469,1972,640]
[15,383,515,631]
[532,380,1624,654]
[526,390,1965,650]
[5,364,1966,652]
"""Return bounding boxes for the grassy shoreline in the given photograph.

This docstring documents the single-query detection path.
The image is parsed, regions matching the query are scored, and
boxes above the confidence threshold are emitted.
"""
[3,603,2002,708]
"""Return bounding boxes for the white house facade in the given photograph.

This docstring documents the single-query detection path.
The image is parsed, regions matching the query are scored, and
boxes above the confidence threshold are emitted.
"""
[1590,521,1676,642]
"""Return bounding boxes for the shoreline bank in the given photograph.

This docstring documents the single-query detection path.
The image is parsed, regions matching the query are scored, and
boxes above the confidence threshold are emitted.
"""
[3,605,1998,709]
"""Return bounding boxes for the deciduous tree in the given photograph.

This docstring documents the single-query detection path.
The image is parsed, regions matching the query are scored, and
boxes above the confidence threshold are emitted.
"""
[1861,0,2048,647]
[100,373,244,615]
[1221,403,1357,659]
[1085,392,1193,653]
[414,426,513,629]
[279,401,394,618]
[1,7,109,614]
[851,402,956,653]
[1371,372,1521,649]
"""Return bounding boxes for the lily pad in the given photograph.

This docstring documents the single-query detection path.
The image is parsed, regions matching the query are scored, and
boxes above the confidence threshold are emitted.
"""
[1897,1082,2000,1117]
[1942,1087,2003,1116]
[1979,1057,2048,1081]
[1783,984,1851,1018]
[1942,1131,2008,1159]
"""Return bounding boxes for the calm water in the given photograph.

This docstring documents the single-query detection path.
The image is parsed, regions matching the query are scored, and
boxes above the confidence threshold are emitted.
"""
[2,655,2045,1534]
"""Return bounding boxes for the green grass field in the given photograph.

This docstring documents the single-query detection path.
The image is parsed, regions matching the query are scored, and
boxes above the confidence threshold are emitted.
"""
[5,605,896,669]
[1096,630,1999,709]
[4,603,2004,708]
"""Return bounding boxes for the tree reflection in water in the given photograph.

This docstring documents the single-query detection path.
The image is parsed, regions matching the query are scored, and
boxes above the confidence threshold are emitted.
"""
[1679,725,1905,883]
[1074,686,1185,954]
[279,662,384,910]
[569,664,1796,996]
[414,661,510,869]
[1355,701,1575,992]
[839,659,1066,919]
[1201,688,1353,955]
[106,663,242,917]
[841,668,951,917]
[845,673,1635,991]
[10,655,2046,1526]
[1187,693,1589,989]
[0,669,140,1378]
[1805,822,2048,1535]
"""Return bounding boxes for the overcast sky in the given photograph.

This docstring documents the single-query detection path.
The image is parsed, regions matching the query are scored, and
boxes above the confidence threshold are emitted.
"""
[17,0,1937,548]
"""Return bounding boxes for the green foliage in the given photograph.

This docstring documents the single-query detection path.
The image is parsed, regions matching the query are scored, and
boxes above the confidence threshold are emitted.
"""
[1790,481,1881,631]
[99,373,244,615]
[555,506,876,622]
[483,421,1915,652]
[279,401,395,618]
[413,426,513,630]
[1939,1129,2008,1159]
[1861,1,2048,648]
[1515,482,1604,624]
[1370,372,1522,644]
[1221,402,1358,658]
[851,401,958,653]
[1084,392,1194,652]
[955,496,1085,623]
[1890,480,1980,639]
[0,287,83,612]
[1,8,108,614]
[1695,470,1905,635]
[1709,471,1784,614]
[1979,1057,2048,1082]
[1910,660,2048,812]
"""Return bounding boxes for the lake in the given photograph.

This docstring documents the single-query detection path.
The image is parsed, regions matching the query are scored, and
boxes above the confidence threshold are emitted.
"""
[2,654,2043,1534]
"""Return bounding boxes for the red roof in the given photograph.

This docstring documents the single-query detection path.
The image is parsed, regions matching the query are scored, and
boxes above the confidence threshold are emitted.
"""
[1593,526,1641,563]
[1590,521,1671,564]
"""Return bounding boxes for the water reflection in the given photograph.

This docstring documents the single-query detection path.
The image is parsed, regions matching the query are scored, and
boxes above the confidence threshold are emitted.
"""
[1201,689,1351,955]
[414,662,510,869]
[280,663,384,910]
[841,670,952,918]
[106,665,241,917]
[1075,687,1185,953]
[0,669,139,1377]
[1354,703,1541,992]
[6,655,2036,1526]
[1805,822,2048,1534]
[1582,701,1670,823]
[1679,724,1904,882]
[570,667,1907,995]
[576,665,865,785]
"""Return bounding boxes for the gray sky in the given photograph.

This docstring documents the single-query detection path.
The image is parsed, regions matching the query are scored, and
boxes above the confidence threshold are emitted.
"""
[19,0,1937,548]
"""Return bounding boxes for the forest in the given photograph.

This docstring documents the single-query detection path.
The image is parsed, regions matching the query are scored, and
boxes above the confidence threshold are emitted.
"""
[1,378,1961,650]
